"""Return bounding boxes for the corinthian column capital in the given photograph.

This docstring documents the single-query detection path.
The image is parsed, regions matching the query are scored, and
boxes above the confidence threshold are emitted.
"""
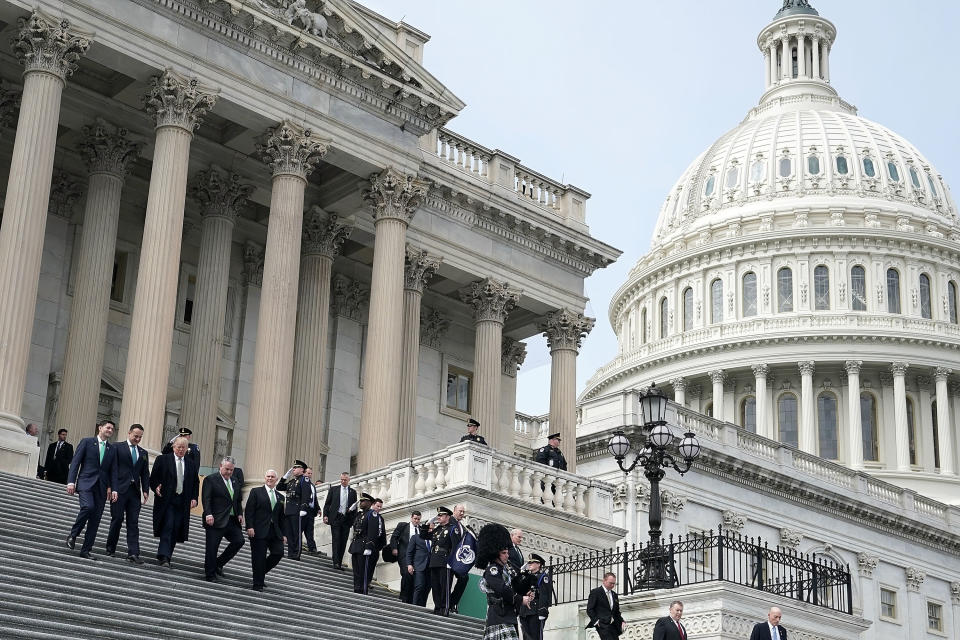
[302,206,353,257]
[844,360,863,376]
[258,120,329,179]
[143,69,218,131]
[935,366,952,382]
[502,337,527,377]
[540,308,596,352]
[709,370,726,385]
[751,364,769,378]
[890,361,909,377]
[78,118,141,177]
[798,361,816,376]
[460,278,521,325]
[404,247,442,293]
[13,12,91,79]
[189,165,253,222]
[362,167,430,224]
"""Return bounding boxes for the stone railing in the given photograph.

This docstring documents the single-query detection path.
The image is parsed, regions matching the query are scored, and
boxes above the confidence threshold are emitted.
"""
[515,411,548,436]
[335,441,616,525]
[434,128,492,179]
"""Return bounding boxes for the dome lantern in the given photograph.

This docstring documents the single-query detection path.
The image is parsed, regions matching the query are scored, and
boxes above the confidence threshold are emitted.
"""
[758,0,837,103]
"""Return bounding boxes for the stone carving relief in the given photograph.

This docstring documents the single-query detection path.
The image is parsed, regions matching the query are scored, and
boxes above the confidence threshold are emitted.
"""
[856,552,878,578]
[779,527,802,549]
[460,278,521,325]
[283,0,328,36]
[905,566,925,592]
[331,274,368,320]
[721,509,747,532]
[258,120,329,179]
[501,337,527,377]
[14,11,90,79]
[951,581,960,604]
[242,242,265,287]
[403,247,441,292]
[540,308,595,352]
[78,118,142,177]
[363,166,430,224]
[47,170,82,220]
[302,206,353,257]
[190,165,253,222]
[143,69,218,131]
[419,308,449,349]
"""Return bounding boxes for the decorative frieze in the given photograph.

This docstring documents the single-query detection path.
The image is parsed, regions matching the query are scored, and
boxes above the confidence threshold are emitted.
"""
[905,566,925,592]
[143,69,218,131]
[363,167,430,224]
[501,337,527,377]
[78,118,141,176]
[302,206,352,258]
[242,241,265,287]
[419,308,450,349]
[540,308,595,352]
[779,527,802,549]
[47,170,82,219]
[189,165,253,221]
[258,120,328,179]
[856,552,878,578]
[403,247,442,293]
[13,12,91,79]
[460,278,521,325]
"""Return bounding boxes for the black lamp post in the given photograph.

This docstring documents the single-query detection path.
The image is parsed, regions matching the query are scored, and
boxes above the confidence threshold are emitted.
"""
[607,382,702,590]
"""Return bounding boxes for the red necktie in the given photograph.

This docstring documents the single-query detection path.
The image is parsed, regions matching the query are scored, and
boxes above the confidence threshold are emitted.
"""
[676,621,685,639]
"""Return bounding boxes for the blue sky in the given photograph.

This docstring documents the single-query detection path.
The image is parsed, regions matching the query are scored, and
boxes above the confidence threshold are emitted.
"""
[361,0,960,415]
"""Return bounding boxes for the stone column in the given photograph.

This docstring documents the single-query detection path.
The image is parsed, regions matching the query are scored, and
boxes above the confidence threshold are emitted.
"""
[845,361,864,470]
[769,43,779,84]
[812,36,821,79]
[763,49,771,88]
[356,168,430,473]
[541,309,595,474]
[752,365,769,438]
[935,367,954,475]
[119,70,218,454]
[781,37,790,80]
[0,13,90,441]
[797,34,806,78]
[55,121,139,443]
[461,279,521,452]
[709,370,725,418]
[397,248,442,460]
[246,121,328,481]
[892,362,911,471]
[179,166,252,466]
[798,361,816,453]
[670,377,686,408]
[502,337,527,447]
[821,41,830,82]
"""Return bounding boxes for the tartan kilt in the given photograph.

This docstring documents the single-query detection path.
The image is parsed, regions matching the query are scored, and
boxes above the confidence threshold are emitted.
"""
[482,623,520,640]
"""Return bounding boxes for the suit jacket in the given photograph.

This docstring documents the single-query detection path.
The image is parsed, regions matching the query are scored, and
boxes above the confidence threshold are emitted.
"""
[161,441,200,468]
[390,521,412,561]
[749,622,787,640]
[322,484,357,522]
[404,533,430,572]
[149,453,199,541]
[244,486,286,539]
[652,616,687,640]
[44,440,74,483]
[201,473,243,529]
[110,441,149,496]
[586,586,623,635]
[67,437,115,491]
[508,544,524,572]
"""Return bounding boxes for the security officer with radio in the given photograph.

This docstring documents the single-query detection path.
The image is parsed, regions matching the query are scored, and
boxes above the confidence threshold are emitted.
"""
[534,433,567,471]
[519,553,553,640]
[459,418,488,445]
[276,459,310,560]
[161,427,201,468]
[429,506,454,615]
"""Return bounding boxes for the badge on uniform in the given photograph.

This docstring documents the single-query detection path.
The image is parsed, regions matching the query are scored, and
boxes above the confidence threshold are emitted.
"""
[490,566,498,575]
[538,447,544,452]
[543,575,550,583]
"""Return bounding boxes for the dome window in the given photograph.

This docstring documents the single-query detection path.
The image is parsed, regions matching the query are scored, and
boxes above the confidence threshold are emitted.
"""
[777,267,794,312]
[710,278,723,323]
[704,174,716,197]
[886,268,901,314]
[927,174,939,200]
[862,157,876,177]
[740,396,756,434]
[861,392,879,461]
[949,281,958,324]
[807,155,821,176]
[725,166,739,189]
[850,266,867,311]
[778,393,798,448]
[835,155,849,175]
[919,273,932,319]
[640,307,648,343]
[887,161,901,182]
[814,265,830,310]
[682,287,694,332]
[909,166,922,190]
[742,272,758,317]
[750,160,765,184]
[778,157,792,178]
[817,392,838,460]
[659,297,669,339]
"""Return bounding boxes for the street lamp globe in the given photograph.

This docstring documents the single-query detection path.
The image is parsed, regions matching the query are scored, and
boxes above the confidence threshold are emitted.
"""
[678,432,702,462]
[648,423,673,448]
[607,430,631,459]
[639,382,669,426]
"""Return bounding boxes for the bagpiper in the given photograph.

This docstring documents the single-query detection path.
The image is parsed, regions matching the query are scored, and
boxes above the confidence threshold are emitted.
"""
[476,522,533,640]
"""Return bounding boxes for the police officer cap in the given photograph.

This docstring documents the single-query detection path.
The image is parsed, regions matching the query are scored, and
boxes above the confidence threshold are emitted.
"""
[437,506,453,516]
[360,492,375,502]
[177,427,193,436]
[548,433,561,441]
[468,418,480,427]
[292,459,307,469]
[528,553,546,565]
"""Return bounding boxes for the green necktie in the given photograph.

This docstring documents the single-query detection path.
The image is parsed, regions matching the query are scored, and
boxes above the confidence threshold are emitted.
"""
[226,479,234,515]
[268,488,276,508]
[98,440,104,463]
[130,445,138,464]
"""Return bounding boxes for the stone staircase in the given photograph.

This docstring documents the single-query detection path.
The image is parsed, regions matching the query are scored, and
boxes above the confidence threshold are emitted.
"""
[0,471,485,640]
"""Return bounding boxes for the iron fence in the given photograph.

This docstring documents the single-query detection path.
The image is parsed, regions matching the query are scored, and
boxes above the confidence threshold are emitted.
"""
[546,525,852,614]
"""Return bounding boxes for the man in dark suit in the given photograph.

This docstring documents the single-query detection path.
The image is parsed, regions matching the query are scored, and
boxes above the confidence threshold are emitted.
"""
[586,572,625,640]
[652,600,687,640]
[44,428,74,484]
[390,509,422,602]
[749,607,787,640]
[277,459,310,560]
[322,471,357,570]
[149,436,199,568]
[66,420,116,559]
[105,423,150,564]
[161,426,201,467]
[244,468,287,592]
[301,467,319,554]
[349,494,385,594]
[508,528,525,572]
[201,456,244,582]
[404,521,432,606]
[448,504,470,613]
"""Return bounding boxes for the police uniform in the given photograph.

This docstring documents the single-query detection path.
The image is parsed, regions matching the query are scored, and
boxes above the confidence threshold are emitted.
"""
[161,427,201,468]
[348,493,384,594]
[276,460,311,559]
[518,554,553,640]
[460,417,488,445]
[534,433,567,471]
[429,507,454,615]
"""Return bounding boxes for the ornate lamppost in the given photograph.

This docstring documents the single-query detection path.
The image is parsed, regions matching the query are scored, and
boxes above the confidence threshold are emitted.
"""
[607,382,701,589]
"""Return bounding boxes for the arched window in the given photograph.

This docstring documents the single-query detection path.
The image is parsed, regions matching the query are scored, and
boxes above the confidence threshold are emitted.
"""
[909,166,922,189]
[778,156,792,178]
[704,402,713,418]
[725,166,739,189]
[886,268,901,314]
[860,392,879,461]
[919,273,932,319]
[927,174,939,200]
[778,393,798,448]
[711,278,723,324]
[740,396,757,434]
[851,266,867,311]
[777,267,794,312]
[750,160,765,184]
[932,401,941,469]
[835,155,849,175]
[863,157,876,178]
[807,155,820,175]
[887,161,900,183]
[640,307,647,344]
[660,297,669,339]
[907,396,917,466]
[682,287,693,332]
[742,272,758,317]
[950,281,958,324]
[704,174,715,197]
[814,265,830,310]
[817,392,838,459]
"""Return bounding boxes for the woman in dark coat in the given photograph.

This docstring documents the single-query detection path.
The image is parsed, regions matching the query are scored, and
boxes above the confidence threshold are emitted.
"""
[476,523,533,640]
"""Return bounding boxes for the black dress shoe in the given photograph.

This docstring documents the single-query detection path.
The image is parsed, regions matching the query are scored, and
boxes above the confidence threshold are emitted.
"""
[215,566,224,577]
[157,558,171,569]
[65,536,76,550]
[127,555,144,565]
[78,551,97,560]
[205,575,220,583]
[251,585,263,592]
[105,549,115,557]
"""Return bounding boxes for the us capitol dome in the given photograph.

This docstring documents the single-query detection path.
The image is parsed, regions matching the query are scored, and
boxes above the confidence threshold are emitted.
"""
[580,0,960,504]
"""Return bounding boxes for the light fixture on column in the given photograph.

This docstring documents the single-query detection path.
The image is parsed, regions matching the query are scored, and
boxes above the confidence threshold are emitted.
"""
[606,382,701,590]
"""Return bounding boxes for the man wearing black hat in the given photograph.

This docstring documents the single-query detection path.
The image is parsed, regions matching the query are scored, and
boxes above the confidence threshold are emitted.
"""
[277,460,311,560]
[459,418,488,445]
[429,506,454,615]
[162,427,201,468]
[349,493,385,594]
[519,553,553,640]
[534,433,567,471]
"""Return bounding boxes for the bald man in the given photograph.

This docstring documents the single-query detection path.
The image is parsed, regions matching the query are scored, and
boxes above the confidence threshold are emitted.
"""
[749,607,787,640]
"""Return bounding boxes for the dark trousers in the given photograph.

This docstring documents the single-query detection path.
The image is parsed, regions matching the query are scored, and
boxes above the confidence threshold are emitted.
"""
[329,516,351,566]
[250,534,283,588]
[399,565,415,603]
[302,513,317,551]
[595,622,619,640]
[106,489,142,556]
[430,566,451,613]
[283,513,302,558]
[412,570,429,606]
[520,616,545,640]
[204,519,245,578]
[352,552,375,594]
[450,571,468,607]
[69,483,106,554]
[157,495,186,560]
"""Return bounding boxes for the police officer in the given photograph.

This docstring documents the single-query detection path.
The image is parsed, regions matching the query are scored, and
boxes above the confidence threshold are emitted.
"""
[459,418,488,445]
[348,492,375,593]
[161,427,200,467]
[534,433,567,471]
[276,459,310,560]
[429,506,454,615]
[519,553,553,640]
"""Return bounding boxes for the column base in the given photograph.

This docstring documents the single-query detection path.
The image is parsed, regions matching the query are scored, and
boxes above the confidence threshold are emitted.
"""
[0,410,39,477]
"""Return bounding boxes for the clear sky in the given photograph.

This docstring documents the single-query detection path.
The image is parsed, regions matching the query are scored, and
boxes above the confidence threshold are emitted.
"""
[360,0,960,415]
